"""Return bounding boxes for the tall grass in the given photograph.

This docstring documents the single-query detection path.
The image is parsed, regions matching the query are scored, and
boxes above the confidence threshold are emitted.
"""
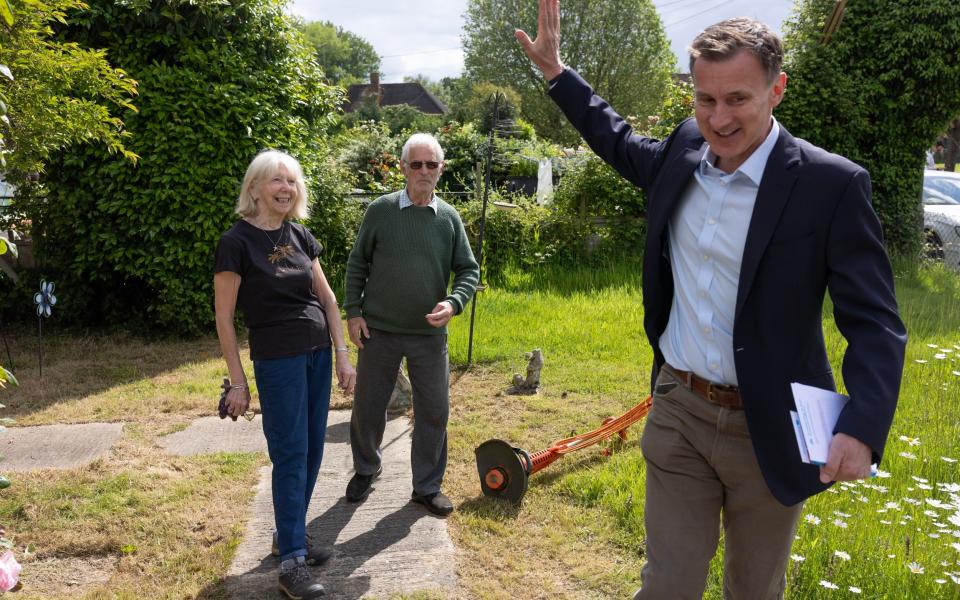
[448,259,960,599]
[3,257,957,598]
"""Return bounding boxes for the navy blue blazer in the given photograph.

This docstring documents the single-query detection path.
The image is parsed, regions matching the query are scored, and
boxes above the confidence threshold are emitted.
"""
[550,68,907,506]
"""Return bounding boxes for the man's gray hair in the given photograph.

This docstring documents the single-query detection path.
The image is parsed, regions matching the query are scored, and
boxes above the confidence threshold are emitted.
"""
[401,133,445,163]
[688,17,784,84]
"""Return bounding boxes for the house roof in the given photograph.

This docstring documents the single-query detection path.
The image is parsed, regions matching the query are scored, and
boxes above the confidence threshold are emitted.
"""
[344,82,448,115]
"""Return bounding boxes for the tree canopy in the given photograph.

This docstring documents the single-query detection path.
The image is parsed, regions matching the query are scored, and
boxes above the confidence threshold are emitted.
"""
[463,0,675,143]
[21,0,345,334]
[777,0,960,255]
[0,0,137,177]
[297,20,380,86]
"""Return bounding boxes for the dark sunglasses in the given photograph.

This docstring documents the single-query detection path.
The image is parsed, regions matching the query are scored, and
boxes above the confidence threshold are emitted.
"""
[406,160,440,170]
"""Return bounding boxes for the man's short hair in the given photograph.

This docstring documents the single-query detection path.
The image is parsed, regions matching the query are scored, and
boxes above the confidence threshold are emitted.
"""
[401,133,444,163]
[688,17,784,84]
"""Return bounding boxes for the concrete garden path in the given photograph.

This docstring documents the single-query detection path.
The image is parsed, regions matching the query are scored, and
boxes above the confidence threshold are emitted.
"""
[2,410,457,599]
[0,422,124,471]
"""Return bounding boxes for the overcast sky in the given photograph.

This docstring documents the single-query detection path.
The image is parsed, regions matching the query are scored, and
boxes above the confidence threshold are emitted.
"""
[286,0,797,82]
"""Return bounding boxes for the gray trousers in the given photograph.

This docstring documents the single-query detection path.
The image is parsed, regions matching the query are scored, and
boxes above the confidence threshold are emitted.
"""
[350,328,449,495]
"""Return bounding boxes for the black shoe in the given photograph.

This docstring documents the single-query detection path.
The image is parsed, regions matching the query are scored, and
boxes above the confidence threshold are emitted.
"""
[411,491,454,516]
[272,532,332,566]
[278,556,325,599]
[345,465,382,502]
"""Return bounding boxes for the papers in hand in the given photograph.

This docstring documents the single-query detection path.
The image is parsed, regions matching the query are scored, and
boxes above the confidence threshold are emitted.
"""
[789,382,876,475]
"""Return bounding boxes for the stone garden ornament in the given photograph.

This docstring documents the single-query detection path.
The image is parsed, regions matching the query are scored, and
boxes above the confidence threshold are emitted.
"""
[506,348,543,395]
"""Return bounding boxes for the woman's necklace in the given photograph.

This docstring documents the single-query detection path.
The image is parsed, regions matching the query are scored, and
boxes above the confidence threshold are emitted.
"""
[259,221,293,264]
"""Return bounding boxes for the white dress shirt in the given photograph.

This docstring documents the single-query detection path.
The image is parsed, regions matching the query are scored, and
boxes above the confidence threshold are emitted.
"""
[399,188,438,213]
[658,119,781,386]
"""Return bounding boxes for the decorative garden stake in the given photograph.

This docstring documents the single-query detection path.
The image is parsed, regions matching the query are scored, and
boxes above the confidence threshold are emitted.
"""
[33,280,56,376]
[467,92,501,366]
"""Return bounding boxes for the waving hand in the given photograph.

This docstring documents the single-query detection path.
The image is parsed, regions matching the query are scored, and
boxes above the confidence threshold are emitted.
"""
[514,0,565,80]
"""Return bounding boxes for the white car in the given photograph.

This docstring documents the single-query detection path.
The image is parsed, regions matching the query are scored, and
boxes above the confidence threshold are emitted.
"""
[922,169,960,270]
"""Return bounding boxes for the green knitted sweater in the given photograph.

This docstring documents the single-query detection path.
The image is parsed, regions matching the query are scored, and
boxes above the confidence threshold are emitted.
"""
[344,191,479,334]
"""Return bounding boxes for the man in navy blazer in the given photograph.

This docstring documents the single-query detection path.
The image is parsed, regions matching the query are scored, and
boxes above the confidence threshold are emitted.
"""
[517,1,906,598]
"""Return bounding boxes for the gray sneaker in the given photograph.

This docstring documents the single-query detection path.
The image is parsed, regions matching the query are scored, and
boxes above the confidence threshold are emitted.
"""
[272,531,332,566]
[278,556,325,599]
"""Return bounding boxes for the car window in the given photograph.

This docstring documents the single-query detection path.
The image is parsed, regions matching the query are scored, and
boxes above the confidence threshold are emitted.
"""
[923,176,960,205]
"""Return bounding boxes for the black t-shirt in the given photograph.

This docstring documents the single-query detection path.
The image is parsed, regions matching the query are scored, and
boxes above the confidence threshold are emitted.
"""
[214,219,330,360]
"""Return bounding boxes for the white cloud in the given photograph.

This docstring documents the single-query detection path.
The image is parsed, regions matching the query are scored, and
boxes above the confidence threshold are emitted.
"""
[286,0,468,82]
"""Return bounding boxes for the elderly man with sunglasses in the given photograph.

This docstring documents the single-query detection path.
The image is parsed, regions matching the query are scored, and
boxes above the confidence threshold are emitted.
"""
[343,132,479,516]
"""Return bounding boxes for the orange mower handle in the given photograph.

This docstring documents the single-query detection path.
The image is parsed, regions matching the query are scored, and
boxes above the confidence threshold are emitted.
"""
[475,395,653,504]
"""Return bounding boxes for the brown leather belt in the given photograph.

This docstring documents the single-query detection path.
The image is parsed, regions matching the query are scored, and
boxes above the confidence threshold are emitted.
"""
[663,363,743,409]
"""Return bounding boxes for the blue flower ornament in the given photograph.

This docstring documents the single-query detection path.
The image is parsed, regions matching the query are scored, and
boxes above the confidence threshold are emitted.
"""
[34,280,56,318]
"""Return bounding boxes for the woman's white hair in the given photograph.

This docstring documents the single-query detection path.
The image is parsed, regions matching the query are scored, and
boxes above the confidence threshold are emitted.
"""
[235,150,310,220]
[401,133,444,163]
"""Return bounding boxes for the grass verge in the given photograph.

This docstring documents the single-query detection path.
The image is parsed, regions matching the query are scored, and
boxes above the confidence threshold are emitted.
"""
[0,257,958,598]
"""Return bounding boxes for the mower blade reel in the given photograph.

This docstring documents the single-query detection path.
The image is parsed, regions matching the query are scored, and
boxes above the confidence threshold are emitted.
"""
[475,439,530,504]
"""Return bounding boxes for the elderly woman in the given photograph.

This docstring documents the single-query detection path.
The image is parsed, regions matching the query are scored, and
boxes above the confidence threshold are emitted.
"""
[214,149,354,600]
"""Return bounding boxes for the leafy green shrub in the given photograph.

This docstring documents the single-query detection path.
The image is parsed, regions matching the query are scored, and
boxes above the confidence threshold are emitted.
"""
[459,189,645,284]
[491,136,561,179]
[0,0,137,177]
[335,120,403,193]
[552,151,647,246]
[639,79,695,141]
[463,82,523,135]
[12,0,343,334]
[342,102,444,137]
[304,174,366,295]
[378,104,444,137]
[436,121,486,191]
[458,75,690,274]
[777,0,960,256]
[460,193,582,280]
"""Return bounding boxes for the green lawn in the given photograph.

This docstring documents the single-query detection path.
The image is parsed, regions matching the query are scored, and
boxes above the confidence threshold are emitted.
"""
[443,259,960,599]
[0,258,958,598]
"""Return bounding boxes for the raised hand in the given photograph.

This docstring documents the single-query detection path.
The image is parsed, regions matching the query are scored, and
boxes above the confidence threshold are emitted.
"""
[514,0,565,80]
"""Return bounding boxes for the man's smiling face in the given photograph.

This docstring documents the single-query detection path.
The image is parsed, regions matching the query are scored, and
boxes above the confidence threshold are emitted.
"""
[693,49,786,173]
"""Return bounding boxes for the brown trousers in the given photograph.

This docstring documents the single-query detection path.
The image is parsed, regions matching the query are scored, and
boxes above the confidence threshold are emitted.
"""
[633,367,803,600]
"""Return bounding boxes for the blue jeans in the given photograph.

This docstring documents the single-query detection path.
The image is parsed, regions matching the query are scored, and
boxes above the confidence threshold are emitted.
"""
[254,347,332,561]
